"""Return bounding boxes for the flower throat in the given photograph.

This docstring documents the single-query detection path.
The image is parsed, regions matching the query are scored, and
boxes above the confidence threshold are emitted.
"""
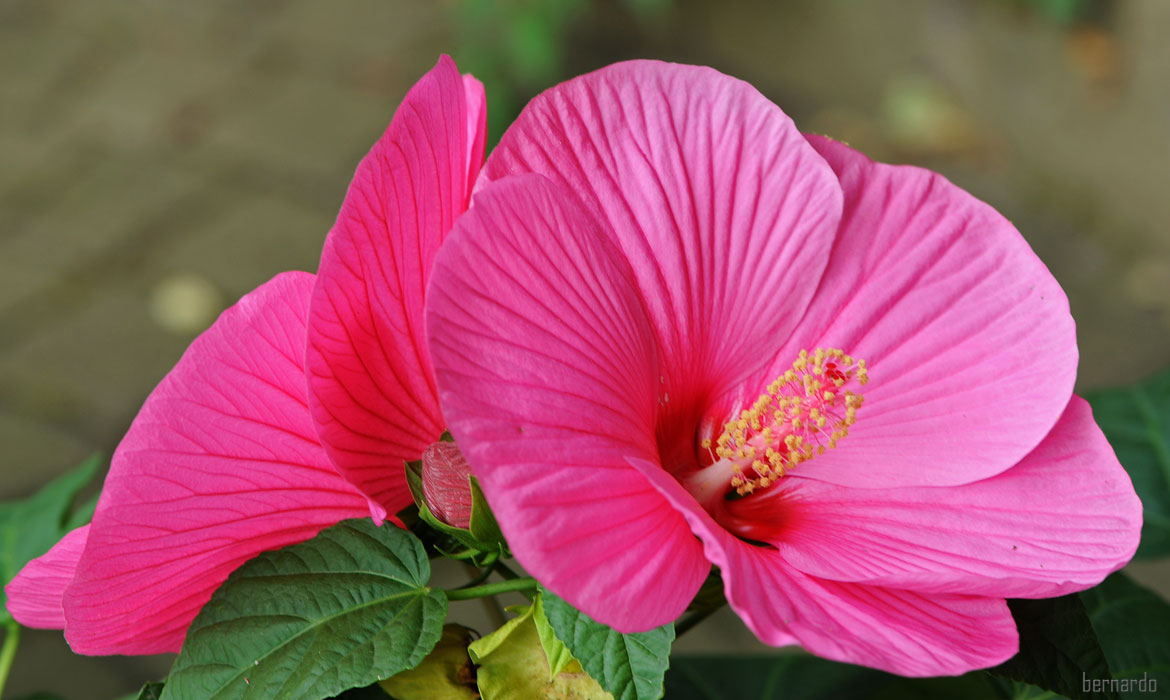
[702,348,867,495]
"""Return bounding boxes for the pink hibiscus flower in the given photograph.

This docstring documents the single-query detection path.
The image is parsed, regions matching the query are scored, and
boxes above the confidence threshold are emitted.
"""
[425,61,1142,676]
[5,55,486,654]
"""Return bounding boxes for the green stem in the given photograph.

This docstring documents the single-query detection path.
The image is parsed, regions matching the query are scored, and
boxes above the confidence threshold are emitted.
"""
[460,560,507,628]
[494,561,521,580]
[438,547,481,561]
[445,577,537,601]
[457,553,501,589]
[0,620,21,698]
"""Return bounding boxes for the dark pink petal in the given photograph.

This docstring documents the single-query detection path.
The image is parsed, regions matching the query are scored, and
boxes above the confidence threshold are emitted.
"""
[6,525,88,629]
[307,55,486,510]
[629,457,1019,676]
[427,175,709,631]
[421,441,474,528]
[64,272,372,655]
[770,396,1141,596]
[482,60,842,395]
[741,134,1078,488]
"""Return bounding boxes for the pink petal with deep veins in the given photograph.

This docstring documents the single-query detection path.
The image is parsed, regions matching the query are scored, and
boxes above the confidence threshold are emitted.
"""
[6,525,88,629]
[306,55,486,511]
[732,134,1077,488]
[427,175,709,631]
[482,60,843,399]
[767,396,1142,597]
[629,457,1019,677]
[62,272,372,655]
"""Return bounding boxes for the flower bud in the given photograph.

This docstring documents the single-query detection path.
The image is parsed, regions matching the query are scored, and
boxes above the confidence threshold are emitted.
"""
[421,441,474,528]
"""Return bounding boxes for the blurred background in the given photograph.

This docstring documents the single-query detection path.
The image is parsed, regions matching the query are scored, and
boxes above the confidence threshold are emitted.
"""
[2,0,1168,696]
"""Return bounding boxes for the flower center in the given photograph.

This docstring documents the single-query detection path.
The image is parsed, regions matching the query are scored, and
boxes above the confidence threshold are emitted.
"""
[699,348,867,497]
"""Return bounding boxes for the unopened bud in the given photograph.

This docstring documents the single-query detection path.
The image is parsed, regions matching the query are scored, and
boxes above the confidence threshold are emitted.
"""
[421,441,474,528]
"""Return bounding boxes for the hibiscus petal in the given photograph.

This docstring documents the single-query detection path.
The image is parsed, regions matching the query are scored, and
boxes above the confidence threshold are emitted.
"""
[722,549,1018,677]
[427,174,709,631]
[63,272,372,655]
[746,134,1078,488]
[463,73,487,187]
[306,55,485,510]
[6,525,88,629]
[767,396,1141,597]
[482,60,842,396]
[629,457,1018,676]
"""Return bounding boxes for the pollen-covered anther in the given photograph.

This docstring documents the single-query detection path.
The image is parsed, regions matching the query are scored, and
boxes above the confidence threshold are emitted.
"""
[711,347,868,495]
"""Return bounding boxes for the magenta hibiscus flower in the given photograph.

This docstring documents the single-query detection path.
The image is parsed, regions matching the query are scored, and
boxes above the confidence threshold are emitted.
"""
[5,55,486,654]
[425,61,1142,676]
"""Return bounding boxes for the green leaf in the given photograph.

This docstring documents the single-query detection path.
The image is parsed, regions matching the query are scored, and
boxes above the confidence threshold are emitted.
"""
[539,587,673,700]
[685,570,726,613]
[161,519,447,700]
[136,682,166,700]
[1086,368,1170,558]
[469,604,612,699]
[0,454,102,623]
[379,624,478,700]
[1080,572,1170,696]
[66,490,99,532]
[330,685,392,699]
[112,683,164,700]
[1027,0,1093,24]
[990,594,1115,700]
[532,594,575,679]
[469,607,532,661]
[403,461,506,557]
[665,654,876,700]
[663,655,1005,700]
[872,674,1021,700]
[987,677,1071,700]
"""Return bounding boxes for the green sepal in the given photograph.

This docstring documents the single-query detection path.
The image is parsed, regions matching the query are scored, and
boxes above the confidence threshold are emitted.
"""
[467,475,505,548]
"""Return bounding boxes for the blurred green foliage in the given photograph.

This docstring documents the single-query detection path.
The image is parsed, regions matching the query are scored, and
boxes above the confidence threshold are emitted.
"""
[446,0,675,146]
[448,0,589,145]
[1011,0,1112,24]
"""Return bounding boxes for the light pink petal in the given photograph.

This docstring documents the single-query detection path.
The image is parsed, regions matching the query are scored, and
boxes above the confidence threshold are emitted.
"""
[463,74,487,187]
[306,55,486,510]
[722,548,1018,677]
[770,396,1141,597]
[482,60,842,396]
[6,525,89,629]
[740,134,1078,488]
[427,174,709,631]
[629,458,1018,676]
[64,272,372,655]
